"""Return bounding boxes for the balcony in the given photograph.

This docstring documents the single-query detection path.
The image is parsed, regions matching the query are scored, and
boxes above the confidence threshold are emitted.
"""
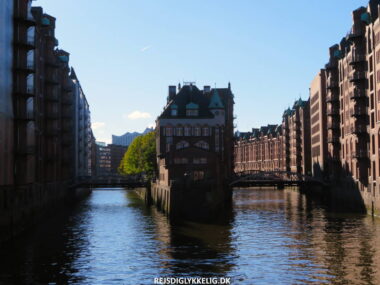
[327,135,340,144]
[352,150,368,159]
[325,61,338,70]
[349,71,366,82]
[14,11,35,27]
[14,35,35,50]
[14,60,35,73]
[327,121,340,129]
[347,28,364,41]
[350,106,367,117]
[348,52,366,65]
[14,86,35,98]
[327,106,339,116]
[326,91,339,102]
[327,78,339,89]
[351,124,367,134]
[16,110,34,121]
[350,88,366,100]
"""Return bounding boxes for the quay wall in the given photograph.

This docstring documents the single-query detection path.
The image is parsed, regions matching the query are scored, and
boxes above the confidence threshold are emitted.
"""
[0,183,91,243]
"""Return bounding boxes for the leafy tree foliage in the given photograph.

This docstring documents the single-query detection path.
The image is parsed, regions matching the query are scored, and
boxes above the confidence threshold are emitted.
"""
[118,131,157,177]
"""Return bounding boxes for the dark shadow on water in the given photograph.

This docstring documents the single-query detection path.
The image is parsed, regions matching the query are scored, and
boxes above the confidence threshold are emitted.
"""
[125,190,237,278]
[0,193,92,284]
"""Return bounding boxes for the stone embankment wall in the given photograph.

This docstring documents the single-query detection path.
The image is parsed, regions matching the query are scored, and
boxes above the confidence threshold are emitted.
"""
[0,183,91,243]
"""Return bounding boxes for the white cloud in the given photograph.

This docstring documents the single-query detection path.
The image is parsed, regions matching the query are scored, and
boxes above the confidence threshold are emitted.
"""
[141,45,151,52]
[124,111,152,120]
[92,122,106,130]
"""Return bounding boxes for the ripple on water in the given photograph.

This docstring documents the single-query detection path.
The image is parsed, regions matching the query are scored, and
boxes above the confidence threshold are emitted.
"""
[1,188,380,284]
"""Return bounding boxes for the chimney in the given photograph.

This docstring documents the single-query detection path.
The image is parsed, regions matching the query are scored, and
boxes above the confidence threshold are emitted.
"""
[168,85,176,102]
[203,86,211,93]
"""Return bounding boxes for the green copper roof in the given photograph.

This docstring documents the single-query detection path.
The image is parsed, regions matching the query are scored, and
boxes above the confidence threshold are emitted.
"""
[186,102,199,109]
[333,49,343,59]
[170,104,178,109]
[208,89,224,109]
[361,12,371,25]
[41,17,50,26]
[283,107,292,116]
[58,55,69,63]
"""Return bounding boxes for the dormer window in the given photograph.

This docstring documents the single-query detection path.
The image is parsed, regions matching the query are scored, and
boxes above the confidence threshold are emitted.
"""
[186,109,198,116]
[171,104,178,116]
[186,102,199,116]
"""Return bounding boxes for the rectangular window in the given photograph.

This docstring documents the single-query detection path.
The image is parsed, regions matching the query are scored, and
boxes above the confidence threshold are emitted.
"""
[184,127,191,136]
[166,127,173,136]
[193,171,205,181]
[202,127,210,136]
[186,110,198,116]
[215,128,220,151]
[175,127,183,136]
[372,113,375,129]
[193,127,201,136]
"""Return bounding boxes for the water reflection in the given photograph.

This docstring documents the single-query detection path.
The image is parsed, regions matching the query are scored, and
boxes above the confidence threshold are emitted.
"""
[0,188,380,284]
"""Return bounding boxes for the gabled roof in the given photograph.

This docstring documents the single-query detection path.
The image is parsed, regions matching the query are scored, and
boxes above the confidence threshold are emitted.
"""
[158,84,233,119]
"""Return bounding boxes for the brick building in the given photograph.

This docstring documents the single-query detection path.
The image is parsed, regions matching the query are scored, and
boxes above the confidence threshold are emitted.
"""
[109,144,128,174]
[153,83,234,218]
[0,0,93,241]
[234,125,283,173]
[234,0,380,214]
[283,99,311,175]
[310,70,328,178]
[323,0,380,212]
[235,98,310,177]
[156,84,234,184]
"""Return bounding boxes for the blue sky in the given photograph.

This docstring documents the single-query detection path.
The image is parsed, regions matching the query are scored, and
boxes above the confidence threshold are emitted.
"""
[35,0,368,143]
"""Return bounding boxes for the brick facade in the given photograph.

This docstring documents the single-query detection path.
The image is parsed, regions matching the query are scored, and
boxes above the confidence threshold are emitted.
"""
[235,100,310,176]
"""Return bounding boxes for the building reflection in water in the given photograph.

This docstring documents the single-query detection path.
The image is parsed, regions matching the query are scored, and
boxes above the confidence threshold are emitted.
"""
[281,187,380,284]
[126,191,237,278]
[0,196,92,284]
[1,188,380,284]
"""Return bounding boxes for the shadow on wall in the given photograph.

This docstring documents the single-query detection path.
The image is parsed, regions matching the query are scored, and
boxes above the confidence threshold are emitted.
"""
[313,155,367,214]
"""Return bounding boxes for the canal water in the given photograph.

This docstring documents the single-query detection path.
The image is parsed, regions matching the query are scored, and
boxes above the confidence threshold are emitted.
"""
[0,188,380,284]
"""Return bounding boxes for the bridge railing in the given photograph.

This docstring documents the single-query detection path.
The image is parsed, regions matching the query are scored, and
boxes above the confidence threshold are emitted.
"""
[232,170,326,186]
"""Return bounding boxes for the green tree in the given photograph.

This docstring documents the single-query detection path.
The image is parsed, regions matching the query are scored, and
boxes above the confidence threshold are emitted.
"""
[118,131,157,177]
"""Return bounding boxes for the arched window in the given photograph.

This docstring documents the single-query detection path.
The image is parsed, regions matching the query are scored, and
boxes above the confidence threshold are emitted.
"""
[176,140,189,150]
[195,140,209,150]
